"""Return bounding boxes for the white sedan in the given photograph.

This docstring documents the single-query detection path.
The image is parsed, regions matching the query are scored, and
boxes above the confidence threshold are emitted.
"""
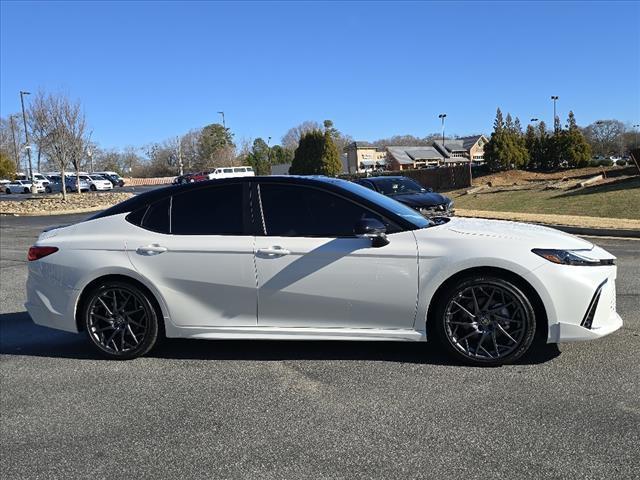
[5,179,44,194]
[26,177,622,365]
[81,174,113,191]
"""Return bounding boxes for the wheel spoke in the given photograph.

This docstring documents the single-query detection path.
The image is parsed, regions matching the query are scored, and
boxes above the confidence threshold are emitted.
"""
[452,301,476,319]
[496,323,518,344]
[471,288,481,315]
[97,297,113,316]
[126,324,139,344]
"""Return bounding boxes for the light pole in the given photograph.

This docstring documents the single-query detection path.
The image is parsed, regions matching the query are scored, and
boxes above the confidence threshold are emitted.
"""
[217,111,226,130]
[634,124,639,149]
[19,91,36,192]
[551,96,559,133]
[266,136,272,176]
[438,113,447,147]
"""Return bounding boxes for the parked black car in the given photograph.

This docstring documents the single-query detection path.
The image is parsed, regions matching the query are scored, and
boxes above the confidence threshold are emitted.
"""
[354,176,454,217]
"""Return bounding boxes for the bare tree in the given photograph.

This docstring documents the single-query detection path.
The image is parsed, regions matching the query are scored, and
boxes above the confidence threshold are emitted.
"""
[281,121,322,151]
[27,92,52,173]
[583,120,625,157]
[0,114,23,171]
[33,93,87,200]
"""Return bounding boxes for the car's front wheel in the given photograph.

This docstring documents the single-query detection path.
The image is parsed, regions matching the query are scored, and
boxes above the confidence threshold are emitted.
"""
[90,184,97,191]
[82,281,159,360]
[433,275,536,366]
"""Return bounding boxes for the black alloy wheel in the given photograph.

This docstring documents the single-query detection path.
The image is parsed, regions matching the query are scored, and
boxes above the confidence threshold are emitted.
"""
[82,281,159,360]
[433,276,536,366]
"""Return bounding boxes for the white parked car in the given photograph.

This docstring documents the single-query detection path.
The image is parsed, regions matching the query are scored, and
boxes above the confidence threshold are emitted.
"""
[26,177,622,364]
[81,174,113,191]
[5,179,44,194]
[16,172,49,192]
[208,166,255,179]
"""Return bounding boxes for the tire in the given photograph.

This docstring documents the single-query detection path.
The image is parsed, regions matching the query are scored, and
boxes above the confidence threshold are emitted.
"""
[23,188,29,194]
[45,186,52,193]
[81,280,159,360]
[5,188,11,194]
[90,184,97,191]
[432,275,536,366]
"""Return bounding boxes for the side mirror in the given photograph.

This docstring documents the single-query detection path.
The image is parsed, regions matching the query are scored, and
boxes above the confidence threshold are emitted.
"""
[355,218,389,248]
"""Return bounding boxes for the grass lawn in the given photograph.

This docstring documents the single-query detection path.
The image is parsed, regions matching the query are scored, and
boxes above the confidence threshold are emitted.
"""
[451,177,640,220]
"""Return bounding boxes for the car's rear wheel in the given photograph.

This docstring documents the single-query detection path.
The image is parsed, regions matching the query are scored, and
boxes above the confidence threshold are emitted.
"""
[82,281,159,360]
[23,188,29,193]
[433,276,536,366]
[5,188,11,194]
[45,186,52,193]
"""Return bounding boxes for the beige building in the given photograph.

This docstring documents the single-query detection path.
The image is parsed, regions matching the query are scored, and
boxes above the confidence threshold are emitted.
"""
[344,142,388,173]
[385,135,489,170]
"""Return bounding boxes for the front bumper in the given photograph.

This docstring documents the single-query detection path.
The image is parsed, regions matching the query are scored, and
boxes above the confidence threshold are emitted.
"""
[529,247,623,343]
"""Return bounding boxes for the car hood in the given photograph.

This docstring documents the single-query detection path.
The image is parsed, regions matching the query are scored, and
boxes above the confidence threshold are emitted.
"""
[439,216,593,250]
[389,192,449,208]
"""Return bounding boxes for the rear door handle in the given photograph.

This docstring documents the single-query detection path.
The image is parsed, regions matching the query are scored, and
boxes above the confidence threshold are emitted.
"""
[257,246,290,256]
[137,244,168,255]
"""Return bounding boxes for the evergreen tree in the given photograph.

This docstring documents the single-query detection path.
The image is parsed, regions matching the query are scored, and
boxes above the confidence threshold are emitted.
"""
[525,124,538,168]
[320,126,342,176]
[561,111,591,168]
[289,129,324,175]
[288,121,343,176]
[246,137,271,175]
[484,108,529,170]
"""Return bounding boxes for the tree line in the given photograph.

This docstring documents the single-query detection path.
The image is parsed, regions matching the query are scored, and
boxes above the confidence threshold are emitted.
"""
[484,108,637,171]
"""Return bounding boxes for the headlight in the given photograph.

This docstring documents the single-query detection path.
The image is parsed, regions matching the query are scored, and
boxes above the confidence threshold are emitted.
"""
[532,249,615,266]
[447,199,454,210]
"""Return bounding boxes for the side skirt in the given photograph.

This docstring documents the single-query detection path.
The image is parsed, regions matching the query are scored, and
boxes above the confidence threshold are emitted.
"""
[167,326,427,342]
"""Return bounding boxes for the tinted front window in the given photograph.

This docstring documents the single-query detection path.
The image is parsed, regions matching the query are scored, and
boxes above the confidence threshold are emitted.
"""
[171,184,244,235]
[260,184,392,237]
[333,180,431,228]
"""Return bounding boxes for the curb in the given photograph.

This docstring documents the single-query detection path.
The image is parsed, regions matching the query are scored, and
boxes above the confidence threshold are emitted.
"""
[545,224,640,239]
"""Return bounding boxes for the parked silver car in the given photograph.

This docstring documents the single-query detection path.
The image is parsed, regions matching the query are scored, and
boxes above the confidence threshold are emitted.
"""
[44,175,90,193]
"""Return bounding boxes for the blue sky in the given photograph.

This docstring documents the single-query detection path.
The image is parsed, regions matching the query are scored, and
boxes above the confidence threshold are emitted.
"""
[1,0,639,150]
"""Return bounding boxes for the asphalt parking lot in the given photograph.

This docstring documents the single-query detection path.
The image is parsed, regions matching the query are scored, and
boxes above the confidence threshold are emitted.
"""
[1,214,638,480]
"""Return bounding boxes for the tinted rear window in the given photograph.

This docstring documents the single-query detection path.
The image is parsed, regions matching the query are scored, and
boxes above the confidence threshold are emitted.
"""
[141,198,170,233]
[171,184,244,235]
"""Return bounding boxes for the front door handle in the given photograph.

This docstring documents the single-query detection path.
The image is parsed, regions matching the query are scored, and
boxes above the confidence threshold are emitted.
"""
[137,244,168,255]
[257,246,290,256]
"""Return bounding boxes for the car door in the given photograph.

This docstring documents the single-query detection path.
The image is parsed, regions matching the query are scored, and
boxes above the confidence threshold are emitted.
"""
[126,183,257,327]
[254,183,419,329]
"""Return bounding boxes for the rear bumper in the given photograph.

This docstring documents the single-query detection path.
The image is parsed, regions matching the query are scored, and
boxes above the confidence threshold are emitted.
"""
[26,267,80,333]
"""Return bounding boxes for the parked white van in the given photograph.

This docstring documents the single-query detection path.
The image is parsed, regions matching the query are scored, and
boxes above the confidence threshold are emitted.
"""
[208,166,255,179]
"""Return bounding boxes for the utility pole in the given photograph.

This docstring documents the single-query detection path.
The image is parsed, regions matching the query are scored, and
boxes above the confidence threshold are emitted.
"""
[177,136,184,176]
[551,96,559,133]
[19,91,35,192]
[634,124,639,149]
[9,115,20,172]
[217,111,226,130]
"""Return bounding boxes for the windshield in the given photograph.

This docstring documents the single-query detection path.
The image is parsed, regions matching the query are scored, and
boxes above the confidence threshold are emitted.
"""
[90,175,105,180]
[371,177,425,195]
[335,179,432,228]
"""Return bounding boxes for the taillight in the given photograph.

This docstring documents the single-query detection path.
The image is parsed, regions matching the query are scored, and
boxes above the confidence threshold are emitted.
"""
[27,246,59,261]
